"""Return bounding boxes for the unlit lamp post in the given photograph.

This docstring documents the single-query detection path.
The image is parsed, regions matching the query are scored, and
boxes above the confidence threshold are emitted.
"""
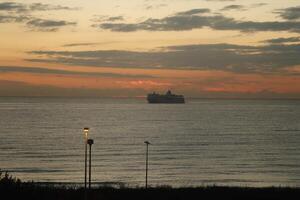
[83,127,89,190]
[87,139,94,190]
[144,141,151,189]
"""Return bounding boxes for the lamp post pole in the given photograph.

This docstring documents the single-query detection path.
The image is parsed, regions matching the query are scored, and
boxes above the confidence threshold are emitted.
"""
[88,139,94,190]
[83,128,89,190]
[144,141,150,189]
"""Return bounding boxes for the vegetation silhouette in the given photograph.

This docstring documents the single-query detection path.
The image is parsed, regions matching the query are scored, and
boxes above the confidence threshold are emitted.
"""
[1,171,300,200]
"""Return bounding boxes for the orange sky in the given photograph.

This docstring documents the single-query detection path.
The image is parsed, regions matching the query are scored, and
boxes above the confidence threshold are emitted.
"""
[1,67,300,98]
[0,0,300,98]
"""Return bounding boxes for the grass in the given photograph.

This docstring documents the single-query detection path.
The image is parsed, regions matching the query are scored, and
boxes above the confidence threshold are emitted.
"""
[1,171,300,200]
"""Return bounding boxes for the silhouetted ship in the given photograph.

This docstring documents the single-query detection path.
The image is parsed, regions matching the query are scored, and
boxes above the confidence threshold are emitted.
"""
[147,90,185,104]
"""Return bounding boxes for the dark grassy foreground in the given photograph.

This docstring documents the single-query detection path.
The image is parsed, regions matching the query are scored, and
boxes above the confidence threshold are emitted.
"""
[1,172,300,200]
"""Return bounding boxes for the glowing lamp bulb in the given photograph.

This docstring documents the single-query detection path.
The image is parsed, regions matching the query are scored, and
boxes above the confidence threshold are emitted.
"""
[83,127,89,138]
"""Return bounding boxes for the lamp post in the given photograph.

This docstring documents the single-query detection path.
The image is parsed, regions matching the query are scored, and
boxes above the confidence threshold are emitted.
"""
[144,141,151,189]
[83,127,89,190]
[87,139,94,190]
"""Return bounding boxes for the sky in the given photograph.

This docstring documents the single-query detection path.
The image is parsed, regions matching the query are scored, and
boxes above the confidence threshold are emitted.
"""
[0,0,300,98]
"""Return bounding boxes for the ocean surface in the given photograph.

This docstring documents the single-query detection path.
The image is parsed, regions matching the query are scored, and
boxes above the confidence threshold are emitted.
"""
[0,97,300,187]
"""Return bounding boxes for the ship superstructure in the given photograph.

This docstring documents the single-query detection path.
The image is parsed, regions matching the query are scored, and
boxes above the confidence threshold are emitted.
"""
[147,90,185,104]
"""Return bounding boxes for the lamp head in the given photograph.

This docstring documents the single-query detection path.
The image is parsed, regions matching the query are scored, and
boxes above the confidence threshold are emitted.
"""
[83,127,89,137]
[84,127,89,132]
[144,141,150,145]
[87,139,94,145]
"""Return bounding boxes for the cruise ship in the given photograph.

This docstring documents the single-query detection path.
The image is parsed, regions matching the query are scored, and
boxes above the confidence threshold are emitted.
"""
[147,90,185,104]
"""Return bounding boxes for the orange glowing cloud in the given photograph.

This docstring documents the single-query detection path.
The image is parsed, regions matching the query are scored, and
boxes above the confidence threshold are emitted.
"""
[0,66,300,98]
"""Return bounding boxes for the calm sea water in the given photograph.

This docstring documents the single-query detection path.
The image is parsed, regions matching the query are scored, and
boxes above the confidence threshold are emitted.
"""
[0,97,300,187]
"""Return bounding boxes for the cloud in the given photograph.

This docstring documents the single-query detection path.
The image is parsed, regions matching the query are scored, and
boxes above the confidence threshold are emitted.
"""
[144,4,167,10]
[0,66,155,78]
[0,15,77,31]
[0,14,29,23]
[251,3,267,8]
[220,5,246,11]
[26,18,76,31]
[107,16,124,21]
[62,41,119,47]
[177,8,211,15]
[29,3,77,11]
[62,42,100,47]
[220,3,266,12]
[0,2,76,12]
[26,43,300,75]
[262,37,300,44]
[91,15,125,23]
[0,2,25,11]
[95,8,300,33]
[275,6,300,20]
[0,2,77,31]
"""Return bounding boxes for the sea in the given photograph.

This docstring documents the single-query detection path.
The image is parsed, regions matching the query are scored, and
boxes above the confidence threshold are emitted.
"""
[0,97,299,187]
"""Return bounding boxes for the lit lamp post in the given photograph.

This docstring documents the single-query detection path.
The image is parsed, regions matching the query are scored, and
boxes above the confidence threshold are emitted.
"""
[87,139,94,190]
[83,127,89,190]
[144,141,151,189]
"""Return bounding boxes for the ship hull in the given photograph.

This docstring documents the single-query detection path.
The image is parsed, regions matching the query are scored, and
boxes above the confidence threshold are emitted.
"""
[147,95,185,104]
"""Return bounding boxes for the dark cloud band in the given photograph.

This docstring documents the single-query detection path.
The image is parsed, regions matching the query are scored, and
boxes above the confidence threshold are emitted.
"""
[94,8,300,33]
[0,66,155,78]
[262,37,300,44]
[26,43,300,75]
